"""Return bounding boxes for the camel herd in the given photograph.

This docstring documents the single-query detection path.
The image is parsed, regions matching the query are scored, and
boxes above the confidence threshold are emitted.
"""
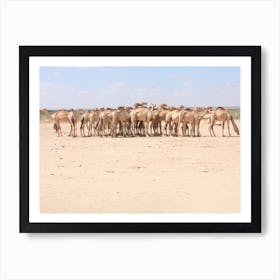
[40,103,239,138]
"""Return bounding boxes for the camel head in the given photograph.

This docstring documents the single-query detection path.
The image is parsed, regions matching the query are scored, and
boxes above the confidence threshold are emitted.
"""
[76,108,84,116]
[204,106,212,113]
[126,106,133,112]
[159,103,167,109]
[133,103,141,108]
[193,106,202,112]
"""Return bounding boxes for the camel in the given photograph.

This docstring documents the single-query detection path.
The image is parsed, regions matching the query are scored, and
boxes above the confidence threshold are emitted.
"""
[177,106,210,137]
[149,105,161,136]
[208,107,239,137]
[96,108,114,136]
[80,110,92,137]
[111,107,130,137]
[178,109,195,137]
[70,108,84,137]
[89,109,101,136]
[50,109,83,137]
[156,104,171,136]
[165,105,185,136]
[40,108,73,136]
[192,106,212,137]
[130,104,153,137]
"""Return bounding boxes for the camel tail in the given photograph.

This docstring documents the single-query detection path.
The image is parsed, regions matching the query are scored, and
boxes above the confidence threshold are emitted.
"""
[231,117,239,135]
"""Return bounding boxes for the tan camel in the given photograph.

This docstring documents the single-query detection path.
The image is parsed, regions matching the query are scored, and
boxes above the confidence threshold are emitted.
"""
[89,109,101,136]
[165,105,185,136]
[69,108,84,137]
[157,104,171,136]
[209,107,239,137]
[40,108,73,136]
[130,105,153,137]
[80,110,92,137]
[53,110,73,136]
[96,108,114,136]
[192,106,211,137]
[177,106,210,137]
[149,104,161,136]
[178,109,195,137]
[55,108,83,137]
[111,107,131,137]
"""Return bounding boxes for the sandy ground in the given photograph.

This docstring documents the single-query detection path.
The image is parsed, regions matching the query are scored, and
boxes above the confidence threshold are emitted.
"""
[40,120,240,213]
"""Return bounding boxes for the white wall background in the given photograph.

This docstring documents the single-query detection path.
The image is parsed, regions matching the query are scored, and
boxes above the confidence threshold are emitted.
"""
[0,0,279,279]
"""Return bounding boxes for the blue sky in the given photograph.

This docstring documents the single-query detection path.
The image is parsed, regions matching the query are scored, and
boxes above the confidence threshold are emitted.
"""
[40,66,240,109]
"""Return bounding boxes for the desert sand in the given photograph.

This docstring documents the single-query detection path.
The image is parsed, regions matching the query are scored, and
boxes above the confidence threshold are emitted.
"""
[40,120,240,213]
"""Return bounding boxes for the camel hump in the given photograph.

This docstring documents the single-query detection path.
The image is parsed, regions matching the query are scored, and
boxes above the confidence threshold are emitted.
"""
[216,106,225,110]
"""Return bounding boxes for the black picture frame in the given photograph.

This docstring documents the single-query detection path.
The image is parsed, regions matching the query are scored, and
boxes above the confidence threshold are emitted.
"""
[20,46,261,233]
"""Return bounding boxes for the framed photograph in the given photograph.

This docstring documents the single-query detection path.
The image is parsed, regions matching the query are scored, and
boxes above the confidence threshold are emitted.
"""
[20,46,261,233]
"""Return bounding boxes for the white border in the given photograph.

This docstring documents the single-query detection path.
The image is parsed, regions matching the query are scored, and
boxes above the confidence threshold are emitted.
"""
[29,56,251,223]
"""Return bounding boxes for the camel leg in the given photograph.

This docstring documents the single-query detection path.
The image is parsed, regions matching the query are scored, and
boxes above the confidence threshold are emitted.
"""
[145,122,149,137]
[182,122,186,136]
[86,122,91,136]
[80,124,84,137]
[168,122,172,136]
[174,123,178,136]
[114,122,117,137]
[209,125,216,137]
[149,122,153,136]
[131,121,135,137]
[164,122,169,136]
[190,121,195,137]
[123,121,127,137]
[227,120,231,137]
[68,122,73,136]
[222,121,225,137]
[186,124,189,136]
[73,122,76,137]
[197,120,201,137]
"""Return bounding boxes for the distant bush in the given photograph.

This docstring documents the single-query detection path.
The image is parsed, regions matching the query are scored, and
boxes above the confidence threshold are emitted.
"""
[228,108,240,120]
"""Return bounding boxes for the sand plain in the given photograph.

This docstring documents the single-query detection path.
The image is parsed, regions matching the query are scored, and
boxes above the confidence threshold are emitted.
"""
[40,120,240,213]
